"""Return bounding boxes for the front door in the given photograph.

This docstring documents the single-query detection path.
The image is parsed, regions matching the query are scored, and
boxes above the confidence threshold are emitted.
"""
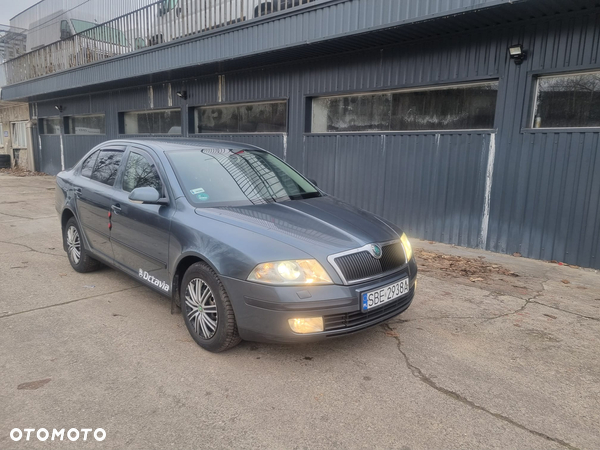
[75,147,125,260]
[109,146,173,293]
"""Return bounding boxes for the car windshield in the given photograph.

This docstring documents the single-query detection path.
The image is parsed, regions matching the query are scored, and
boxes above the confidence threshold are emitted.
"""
[167,148,321,207]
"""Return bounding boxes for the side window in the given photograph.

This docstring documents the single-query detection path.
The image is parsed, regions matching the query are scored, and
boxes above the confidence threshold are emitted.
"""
[122,152,163,194]
[80,151,99,178]
[91,150,124,186]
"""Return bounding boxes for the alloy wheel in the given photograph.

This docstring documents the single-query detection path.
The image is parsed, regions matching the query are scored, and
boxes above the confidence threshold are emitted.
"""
[185,278,218,339]
[66,226,81,265]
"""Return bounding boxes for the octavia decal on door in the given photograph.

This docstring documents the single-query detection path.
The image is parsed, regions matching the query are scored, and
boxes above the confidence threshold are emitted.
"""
[139,269,170,292]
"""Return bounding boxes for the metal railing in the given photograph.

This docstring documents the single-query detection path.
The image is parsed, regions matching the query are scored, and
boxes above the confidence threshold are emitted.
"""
[1,0,316,86]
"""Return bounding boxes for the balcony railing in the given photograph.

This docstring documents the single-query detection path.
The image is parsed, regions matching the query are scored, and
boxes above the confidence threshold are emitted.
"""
[1,0,316,86]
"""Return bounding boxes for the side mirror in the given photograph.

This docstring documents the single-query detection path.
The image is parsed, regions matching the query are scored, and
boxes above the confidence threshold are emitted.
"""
[129,187,161,204]
[308,178,318,187]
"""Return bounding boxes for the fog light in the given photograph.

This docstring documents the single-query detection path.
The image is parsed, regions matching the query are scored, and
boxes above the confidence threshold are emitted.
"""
[288,317,324,334]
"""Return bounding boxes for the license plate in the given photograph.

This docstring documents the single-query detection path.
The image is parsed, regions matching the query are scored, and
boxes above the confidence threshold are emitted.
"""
[361,278,409,312]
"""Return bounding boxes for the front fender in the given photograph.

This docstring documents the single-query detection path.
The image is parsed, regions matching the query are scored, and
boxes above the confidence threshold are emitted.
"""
[168,214,313,283]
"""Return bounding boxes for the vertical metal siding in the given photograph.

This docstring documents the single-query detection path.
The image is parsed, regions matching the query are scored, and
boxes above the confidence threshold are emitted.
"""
[38,136,63,175]
[302,135,337,192]
[332,134,388,216]
[303,133,491,248]
[487,9,600,268]
[63,135,107,168]
[384,133,489,249]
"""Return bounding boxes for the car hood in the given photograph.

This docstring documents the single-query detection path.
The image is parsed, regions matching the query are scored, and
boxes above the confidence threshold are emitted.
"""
[194,195,399,254]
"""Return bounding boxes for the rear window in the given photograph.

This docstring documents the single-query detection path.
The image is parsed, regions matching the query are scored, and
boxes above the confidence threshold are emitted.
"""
[91,150,124,186]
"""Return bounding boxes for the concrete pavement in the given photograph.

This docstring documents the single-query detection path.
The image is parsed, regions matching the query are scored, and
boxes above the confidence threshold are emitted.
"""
[1,174,599,450]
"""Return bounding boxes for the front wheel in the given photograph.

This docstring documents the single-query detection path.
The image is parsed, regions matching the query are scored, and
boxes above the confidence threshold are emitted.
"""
[181,262,241,352]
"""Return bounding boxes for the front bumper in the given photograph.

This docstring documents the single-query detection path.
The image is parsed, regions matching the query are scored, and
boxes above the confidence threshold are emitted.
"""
[220,259,417,343]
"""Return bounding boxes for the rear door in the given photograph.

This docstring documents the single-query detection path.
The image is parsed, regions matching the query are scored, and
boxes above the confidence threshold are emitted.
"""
[75,146,125,260]
[109,146,174,291]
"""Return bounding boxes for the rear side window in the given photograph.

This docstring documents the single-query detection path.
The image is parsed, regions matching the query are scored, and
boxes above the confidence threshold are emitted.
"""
[80,151,98,178]
[122,152,163,194]
[91,150,123,186]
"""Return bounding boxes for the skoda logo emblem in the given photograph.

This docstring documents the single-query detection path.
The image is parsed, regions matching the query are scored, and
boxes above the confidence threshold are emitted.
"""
[370,244,382,259]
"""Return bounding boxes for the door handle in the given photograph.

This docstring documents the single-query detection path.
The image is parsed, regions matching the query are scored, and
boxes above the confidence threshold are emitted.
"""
[111,204,122,213]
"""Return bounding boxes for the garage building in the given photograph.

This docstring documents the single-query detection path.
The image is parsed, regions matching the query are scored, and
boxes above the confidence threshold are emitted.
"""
[1,0,599,268]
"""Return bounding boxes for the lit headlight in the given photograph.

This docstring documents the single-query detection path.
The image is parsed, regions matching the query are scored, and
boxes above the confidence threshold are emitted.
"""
[401,233,413,261]
[247,260,333,285]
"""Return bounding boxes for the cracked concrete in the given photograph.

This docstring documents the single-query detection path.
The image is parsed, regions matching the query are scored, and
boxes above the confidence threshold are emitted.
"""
[528,300,600,322]
[381,323,581,450]
[480,291,545,323]
[0,286,143,319]
[0,239,68,258]
[1,174,599,450]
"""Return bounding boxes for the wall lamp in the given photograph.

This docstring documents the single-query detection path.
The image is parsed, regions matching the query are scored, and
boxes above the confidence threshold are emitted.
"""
[176,91,188,100]
[508,44,527,65]
[54,105,64,113]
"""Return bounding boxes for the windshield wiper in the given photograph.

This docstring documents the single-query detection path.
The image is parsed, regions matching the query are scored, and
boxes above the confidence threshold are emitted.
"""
[299,192,321,199]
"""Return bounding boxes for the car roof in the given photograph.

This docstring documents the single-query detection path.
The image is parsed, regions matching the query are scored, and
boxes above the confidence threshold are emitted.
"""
[100,138,264,153]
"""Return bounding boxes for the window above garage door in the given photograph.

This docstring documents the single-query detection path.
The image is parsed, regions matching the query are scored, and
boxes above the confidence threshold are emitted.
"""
[532,71,600,129]
[310,81,499,133]
[192,101,287,134]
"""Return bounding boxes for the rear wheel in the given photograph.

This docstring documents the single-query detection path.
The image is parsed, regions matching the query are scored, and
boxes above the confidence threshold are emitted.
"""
[181,262,241,352]
[64,217,101,273]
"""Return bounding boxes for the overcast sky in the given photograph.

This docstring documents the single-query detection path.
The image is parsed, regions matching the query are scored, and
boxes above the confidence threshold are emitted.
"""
[0,0,41,26]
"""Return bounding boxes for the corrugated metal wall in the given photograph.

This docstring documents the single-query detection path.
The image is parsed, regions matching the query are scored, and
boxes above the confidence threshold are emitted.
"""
[37,136,62,175]
[303,133,492,249]
[486,11,600,268]
[33,7,600,268]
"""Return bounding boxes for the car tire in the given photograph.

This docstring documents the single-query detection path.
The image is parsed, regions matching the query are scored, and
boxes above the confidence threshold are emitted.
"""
[181,262,241,352]
[64,217,102,273]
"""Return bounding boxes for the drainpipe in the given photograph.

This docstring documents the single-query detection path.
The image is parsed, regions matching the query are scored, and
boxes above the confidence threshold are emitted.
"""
[26,120,36,172]
[59,133,65,171]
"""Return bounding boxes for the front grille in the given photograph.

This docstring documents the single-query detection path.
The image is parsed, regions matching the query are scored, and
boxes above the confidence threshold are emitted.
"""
[323,290,414,332]
[333,242,406,283]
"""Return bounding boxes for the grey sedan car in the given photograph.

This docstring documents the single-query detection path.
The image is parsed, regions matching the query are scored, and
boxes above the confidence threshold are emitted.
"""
[55,139,417,352]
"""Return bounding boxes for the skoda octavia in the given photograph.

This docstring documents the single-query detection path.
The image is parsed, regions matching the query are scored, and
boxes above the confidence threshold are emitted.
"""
[55,139,417,352]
